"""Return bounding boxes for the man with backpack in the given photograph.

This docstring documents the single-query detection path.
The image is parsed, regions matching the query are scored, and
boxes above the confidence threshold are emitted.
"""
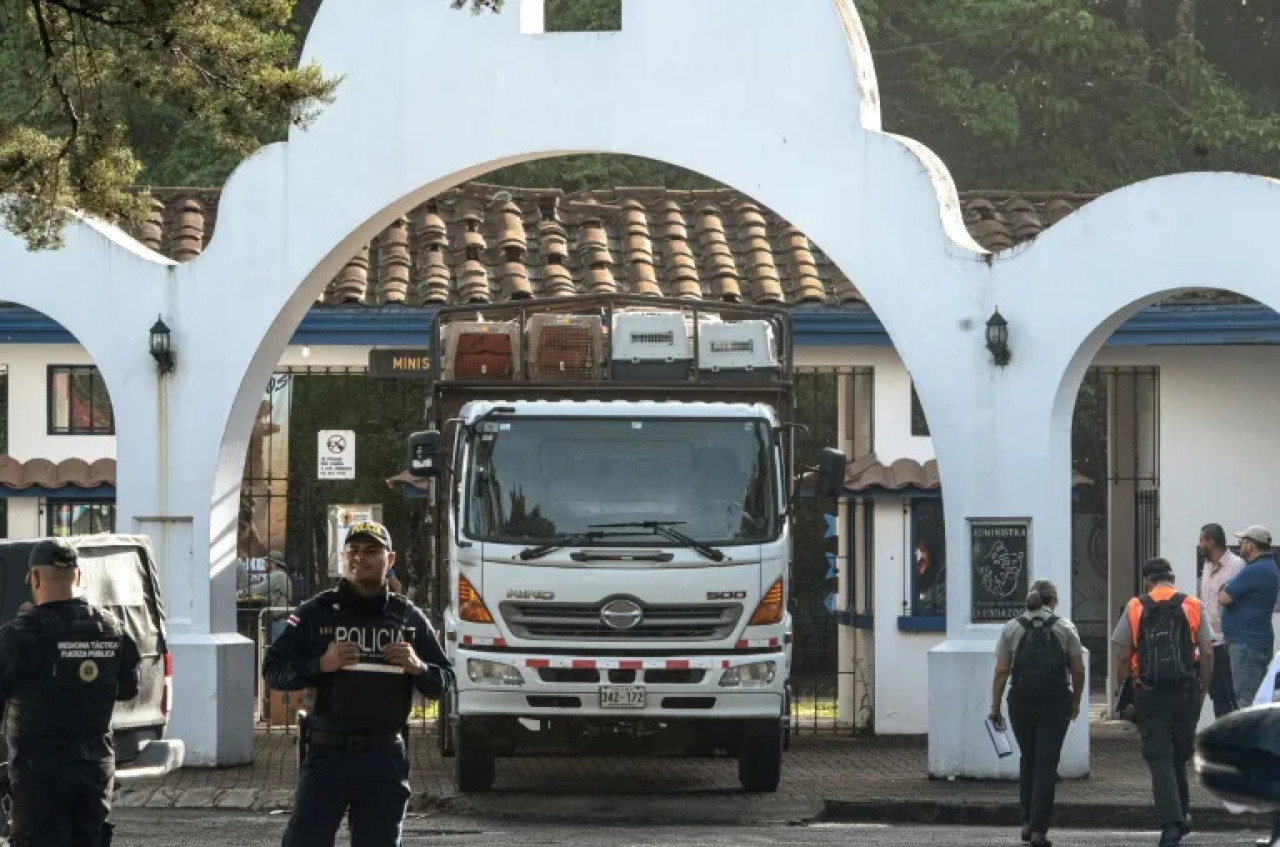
[990,580,1086,847]
[1112,558,1215,847]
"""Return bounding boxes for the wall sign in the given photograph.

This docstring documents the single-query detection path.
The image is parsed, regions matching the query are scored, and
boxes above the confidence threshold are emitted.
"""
[969,519,1030,623]
[318,430,356,480]
[369,349,432,379]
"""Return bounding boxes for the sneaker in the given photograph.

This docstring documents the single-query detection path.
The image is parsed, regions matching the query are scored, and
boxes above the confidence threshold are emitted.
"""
[1158,824,1182,846]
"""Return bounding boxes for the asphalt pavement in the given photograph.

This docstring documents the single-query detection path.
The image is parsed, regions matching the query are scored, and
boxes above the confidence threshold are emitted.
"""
[108,810,1269,846]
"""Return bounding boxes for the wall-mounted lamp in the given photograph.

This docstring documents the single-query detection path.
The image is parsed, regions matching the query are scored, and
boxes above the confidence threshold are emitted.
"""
[985,309,1011,367]
[150,316,176,374]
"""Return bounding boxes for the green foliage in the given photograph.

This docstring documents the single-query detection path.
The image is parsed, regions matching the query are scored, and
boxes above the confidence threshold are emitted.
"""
[0,0,338,249]
[545,0,621,31]
[861,0,1280,190]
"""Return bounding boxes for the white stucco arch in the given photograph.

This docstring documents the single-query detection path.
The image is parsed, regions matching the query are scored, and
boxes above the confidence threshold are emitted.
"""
[2,0,1280,774]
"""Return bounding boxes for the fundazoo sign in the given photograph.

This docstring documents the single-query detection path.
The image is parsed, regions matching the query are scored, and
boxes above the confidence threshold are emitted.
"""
[318,430,356,480]
[969,520,1030,624]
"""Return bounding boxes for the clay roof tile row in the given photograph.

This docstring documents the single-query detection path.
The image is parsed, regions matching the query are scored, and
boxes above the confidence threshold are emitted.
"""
[136,185,1106,309]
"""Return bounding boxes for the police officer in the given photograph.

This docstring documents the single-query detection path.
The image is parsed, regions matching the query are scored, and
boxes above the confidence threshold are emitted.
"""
[0,538,140,847]
[264,520,450,847]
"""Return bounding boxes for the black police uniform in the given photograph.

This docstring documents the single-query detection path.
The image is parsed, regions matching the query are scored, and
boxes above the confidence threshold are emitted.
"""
[0,539,141,847]
[263,578,451,847]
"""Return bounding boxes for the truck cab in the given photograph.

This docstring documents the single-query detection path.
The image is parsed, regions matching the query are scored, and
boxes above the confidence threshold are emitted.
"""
[407,295,844,793]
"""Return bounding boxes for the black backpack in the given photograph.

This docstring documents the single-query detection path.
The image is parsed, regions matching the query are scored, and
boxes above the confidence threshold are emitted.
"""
[1136,593,1195,690]
[1011,615,1070,700]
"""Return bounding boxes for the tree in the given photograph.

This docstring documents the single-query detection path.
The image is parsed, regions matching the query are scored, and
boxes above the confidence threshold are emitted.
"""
[0,0,338,249]
[859,0,1280,189]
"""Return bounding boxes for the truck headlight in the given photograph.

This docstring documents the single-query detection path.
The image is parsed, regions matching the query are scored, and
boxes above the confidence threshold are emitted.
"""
[719,661,776,688]
[467,659,524,687]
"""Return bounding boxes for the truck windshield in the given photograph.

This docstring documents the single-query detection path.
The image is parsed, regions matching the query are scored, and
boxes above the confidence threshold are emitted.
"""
[465,417,779,546]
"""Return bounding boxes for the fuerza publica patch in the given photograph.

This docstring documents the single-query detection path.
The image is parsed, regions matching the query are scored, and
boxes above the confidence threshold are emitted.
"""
[57,640,119,659]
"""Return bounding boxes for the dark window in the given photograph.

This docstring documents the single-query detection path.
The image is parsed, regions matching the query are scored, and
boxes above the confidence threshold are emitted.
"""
[48,366,114,435]
[911,498,945,616]
[910,383,929,437]
[0,368,8,453]
[47,501,116,537]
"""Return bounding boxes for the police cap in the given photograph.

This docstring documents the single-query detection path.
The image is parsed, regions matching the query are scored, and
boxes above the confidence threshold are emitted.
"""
[29,539,78,570]
[345,520,393,552]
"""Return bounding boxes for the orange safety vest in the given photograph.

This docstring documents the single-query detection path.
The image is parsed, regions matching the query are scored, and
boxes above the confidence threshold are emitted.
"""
[1124,584,1202,678]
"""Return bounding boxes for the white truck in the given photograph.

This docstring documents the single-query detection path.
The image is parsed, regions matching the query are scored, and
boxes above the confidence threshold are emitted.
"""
[407,295,845,793]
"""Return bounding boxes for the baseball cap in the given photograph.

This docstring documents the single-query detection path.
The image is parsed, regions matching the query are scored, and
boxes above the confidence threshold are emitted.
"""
[29,538,78,569]
[1236,525,1273,546]
[346,520,393,551]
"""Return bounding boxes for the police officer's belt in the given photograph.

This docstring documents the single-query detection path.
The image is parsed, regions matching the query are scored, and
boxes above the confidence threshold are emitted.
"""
[308,730,400,752]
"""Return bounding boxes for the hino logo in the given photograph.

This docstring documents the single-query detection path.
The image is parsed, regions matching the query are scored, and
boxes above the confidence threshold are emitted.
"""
[707,591,748,601]
[507,589,555,600]
[600,598,644,631]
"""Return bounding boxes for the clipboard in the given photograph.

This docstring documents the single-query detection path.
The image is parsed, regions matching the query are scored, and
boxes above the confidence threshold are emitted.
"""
[986,716,1013,758]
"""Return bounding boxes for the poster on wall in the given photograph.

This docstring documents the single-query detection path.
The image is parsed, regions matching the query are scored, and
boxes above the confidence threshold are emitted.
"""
[970,519,1030,623]
[327,504,384,578]
[238,374,292,566]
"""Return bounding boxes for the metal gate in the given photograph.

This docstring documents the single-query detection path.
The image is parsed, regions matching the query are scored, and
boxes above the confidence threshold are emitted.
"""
[1135,489,1160,592]
[789,367,873,735]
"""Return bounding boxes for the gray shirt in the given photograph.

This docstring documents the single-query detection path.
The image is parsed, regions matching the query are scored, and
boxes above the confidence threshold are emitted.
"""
[996,608,1085,663]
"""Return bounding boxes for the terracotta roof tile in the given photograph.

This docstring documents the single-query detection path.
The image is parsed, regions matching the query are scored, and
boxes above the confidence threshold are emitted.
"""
[0,456,116,490]
[138,184,1240,309]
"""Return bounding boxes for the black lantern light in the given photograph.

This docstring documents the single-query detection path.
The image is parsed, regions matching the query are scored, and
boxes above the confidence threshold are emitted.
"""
[150,315,175,374]
[985,308,1010,367]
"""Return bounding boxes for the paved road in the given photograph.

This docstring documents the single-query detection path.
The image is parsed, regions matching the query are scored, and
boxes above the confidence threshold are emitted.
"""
[108,810,1268,846]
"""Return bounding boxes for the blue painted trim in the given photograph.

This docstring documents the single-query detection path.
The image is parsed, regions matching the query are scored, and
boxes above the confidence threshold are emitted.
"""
[3,303,1280,348]
[897,615,946,633]
[4,486,115,500]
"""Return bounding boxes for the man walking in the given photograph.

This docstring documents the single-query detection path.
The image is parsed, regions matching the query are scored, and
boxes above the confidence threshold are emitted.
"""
[1113,558,1213,846]
[1198,523,1245,716]
[250,556,293,642]
[263,521,451,847]
[1219,525,1280,706]
[0,539,141,846]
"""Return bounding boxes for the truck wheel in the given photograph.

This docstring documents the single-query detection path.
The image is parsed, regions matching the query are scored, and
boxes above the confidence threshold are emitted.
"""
[454,718,495,793]
[738,720,783,793]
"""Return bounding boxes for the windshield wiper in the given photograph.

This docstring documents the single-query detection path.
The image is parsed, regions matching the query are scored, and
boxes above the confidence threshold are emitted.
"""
[587,521,726,563]
[516,531,608,561]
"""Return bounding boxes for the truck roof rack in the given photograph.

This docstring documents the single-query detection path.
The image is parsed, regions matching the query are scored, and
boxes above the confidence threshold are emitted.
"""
[429,294,793,391]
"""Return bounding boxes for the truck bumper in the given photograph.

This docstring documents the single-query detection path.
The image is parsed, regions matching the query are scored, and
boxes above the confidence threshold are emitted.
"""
[456,649,785,721]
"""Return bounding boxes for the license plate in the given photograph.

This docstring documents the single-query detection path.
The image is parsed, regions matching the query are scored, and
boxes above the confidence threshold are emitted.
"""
[599,685,646,709]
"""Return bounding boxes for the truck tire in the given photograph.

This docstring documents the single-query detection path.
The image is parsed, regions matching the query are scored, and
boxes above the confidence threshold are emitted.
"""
[454,718,495,792]
[738,720,783,793]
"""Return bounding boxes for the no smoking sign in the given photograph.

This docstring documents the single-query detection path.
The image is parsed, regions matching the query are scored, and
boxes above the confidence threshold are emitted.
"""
[318,430,356,480]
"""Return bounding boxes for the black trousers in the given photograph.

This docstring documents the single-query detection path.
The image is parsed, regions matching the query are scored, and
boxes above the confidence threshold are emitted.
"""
[1134,686,1197,828]
[1008,693,1072,837]
[8,756,114,847]
[1208,643,1238,717]
[282,736,411,847]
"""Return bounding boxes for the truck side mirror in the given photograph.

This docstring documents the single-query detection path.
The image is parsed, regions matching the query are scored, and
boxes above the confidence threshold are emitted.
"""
[1195,702,1280,812]
[408,430,446,479]
[815,448,847,498]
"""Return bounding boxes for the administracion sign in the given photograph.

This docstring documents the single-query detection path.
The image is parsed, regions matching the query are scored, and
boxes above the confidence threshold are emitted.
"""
[369,349,432,379]
[970,519,1030,623]
[318,430,356,480]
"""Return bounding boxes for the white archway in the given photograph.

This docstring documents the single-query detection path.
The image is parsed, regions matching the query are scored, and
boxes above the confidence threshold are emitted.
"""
[2,1,1280,773]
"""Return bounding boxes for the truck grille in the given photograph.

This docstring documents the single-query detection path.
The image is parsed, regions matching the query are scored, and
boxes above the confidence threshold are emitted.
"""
[500,600,741,641]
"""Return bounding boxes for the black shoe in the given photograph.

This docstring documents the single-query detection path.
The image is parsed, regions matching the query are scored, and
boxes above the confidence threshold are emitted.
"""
[1178,814,1192,837]
[1020,824,1032,842]
[1028,835,1051,847]
[1158,824,1182,846]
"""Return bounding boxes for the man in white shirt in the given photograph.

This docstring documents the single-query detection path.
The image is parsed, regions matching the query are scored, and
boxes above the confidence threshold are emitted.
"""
[1199,523,1246,716]
[250,557,293,642]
